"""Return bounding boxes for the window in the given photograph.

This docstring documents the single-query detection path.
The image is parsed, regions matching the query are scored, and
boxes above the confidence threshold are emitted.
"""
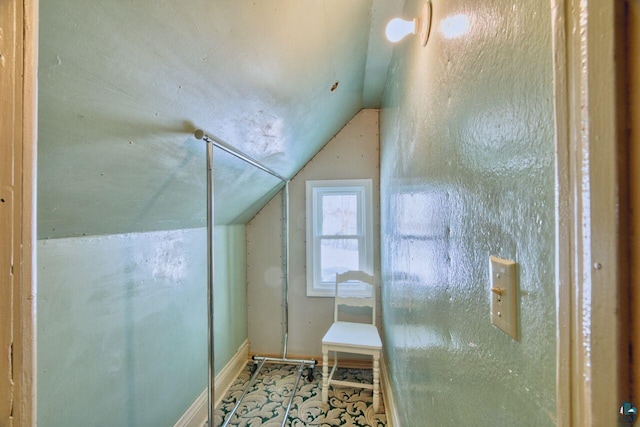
[306,179,373,296]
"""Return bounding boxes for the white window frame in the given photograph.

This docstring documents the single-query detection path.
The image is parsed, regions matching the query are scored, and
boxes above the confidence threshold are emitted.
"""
[305,179,373,297]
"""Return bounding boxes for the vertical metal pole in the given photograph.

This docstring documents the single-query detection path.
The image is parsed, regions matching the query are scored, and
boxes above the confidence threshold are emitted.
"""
[282,181,290,359]
[280,362,305,427]
[206,139,215,426]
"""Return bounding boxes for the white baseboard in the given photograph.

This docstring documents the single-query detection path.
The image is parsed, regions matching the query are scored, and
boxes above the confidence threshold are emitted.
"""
[175,387,208,427]
[380,355,399,427]
[174,339,249,427]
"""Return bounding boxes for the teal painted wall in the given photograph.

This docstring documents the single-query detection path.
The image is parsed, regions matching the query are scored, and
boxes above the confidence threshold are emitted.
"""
[213,225,248,371]
[37,225,246,427]
[37,0,375,239]
[379,1,556,426]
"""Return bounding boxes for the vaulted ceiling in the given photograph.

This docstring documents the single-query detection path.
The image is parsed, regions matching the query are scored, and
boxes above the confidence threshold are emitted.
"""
[38,0,403,239]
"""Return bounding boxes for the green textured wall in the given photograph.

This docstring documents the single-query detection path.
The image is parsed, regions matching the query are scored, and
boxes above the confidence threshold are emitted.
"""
[214,225,248,370]
[379,0,556,425]
[37,225,246,427]
[37,0,379,239]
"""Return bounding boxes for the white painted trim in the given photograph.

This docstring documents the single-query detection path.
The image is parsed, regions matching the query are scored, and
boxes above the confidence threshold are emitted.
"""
[379,355,398,427]
[174,388,208,427]
[22,0,38,421]
[305,179,374,297]
[551,0,626,425]
[174,340,249,427]
[213,340,250,408]
[1,0,37,425]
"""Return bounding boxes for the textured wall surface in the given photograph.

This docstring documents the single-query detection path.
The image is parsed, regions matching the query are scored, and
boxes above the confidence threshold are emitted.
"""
[379,1,556,425]
[213,225,248,364]
[37,0,392,239]
[37,226,246,427]
[247,109,380,356]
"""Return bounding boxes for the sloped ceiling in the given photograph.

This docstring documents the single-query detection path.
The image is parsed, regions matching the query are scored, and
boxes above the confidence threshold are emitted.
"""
[38,0,403,239]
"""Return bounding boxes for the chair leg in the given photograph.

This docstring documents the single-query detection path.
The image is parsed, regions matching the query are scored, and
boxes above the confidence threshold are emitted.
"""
[373,352,380,413]
[322,347,328,405]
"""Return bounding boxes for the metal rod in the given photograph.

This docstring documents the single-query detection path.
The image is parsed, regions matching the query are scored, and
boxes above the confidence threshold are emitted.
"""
[220,359,266,427]
[194,130,288,182]
[282,181,290,358]
[252,356,316,366]
[194,129,295,364]
[194,130,309,424]
[206,137,215,426]
[280,363,305,427]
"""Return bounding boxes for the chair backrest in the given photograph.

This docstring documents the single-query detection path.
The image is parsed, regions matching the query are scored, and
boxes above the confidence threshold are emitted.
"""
[334,270,376,326]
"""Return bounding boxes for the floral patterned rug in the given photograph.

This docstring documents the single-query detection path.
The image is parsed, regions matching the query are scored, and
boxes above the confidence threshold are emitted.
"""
[212,363,387,426]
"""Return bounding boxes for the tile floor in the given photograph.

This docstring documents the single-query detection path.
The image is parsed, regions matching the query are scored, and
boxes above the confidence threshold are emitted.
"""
[212,363,387,426]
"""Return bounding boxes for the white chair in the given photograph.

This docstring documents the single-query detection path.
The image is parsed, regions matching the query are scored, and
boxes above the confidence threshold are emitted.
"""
[321,270,382,412]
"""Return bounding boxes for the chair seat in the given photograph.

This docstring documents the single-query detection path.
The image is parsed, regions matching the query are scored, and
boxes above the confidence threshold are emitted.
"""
[322,271,382,413]
[322,322,382,349]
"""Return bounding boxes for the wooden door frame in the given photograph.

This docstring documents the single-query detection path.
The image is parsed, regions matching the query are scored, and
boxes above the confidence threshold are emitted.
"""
[1,0,38,425]
[552,0,630,425]
[1,0,632,425]
[629,0,640,411]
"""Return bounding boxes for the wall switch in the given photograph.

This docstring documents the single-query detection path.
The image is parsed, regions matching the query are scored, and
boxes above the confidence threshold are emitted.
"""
[489,256,518,340]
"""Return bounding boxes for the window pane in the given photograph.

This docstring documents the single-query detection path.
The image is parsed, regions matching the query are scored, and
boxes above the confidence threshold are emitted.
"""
[320,238,359,282]
[321,194,358,235]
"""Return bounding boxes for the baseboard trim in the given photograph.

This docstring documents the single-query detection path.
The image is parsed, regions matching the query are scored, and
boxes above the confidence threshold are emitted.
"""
[174,387,208,427]
[380,355,399,427]
[174,339,250,427]
[176,345,395,426]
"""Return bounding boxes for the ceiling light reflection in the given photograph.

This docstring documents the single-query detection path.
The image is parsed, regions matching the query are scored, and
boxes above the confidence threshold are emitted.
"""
[441,14,470,39]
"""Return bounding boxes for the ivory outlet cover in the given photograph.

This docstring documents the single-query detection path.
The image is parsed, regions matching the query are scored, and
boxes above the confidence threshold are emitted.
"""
[489,256,518,340]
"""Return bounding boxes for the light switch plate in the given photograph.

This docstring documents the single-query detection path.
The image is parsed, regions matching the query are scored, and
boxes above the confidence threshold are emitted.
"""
[489,256,518,340]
